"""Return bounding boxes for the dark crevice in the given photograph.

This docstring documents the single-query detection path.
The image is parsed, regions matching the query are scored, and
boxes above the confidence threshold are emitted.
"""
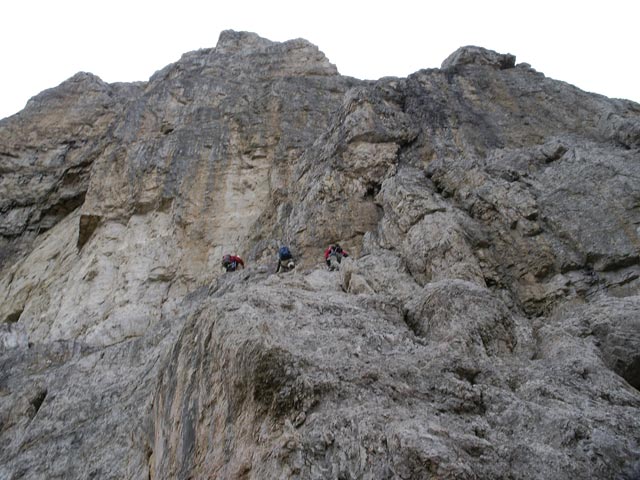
[397,132,419,153]
[619,356,640,392]
[146,446,154,480]
[161,122,175,135]
[402,308,425,340]
[0,150,20,159]
[40,192,87,229]
[159,196,174,212]
[453,366,481,385]
[364,182,381,200]
[597,254,640,272]
[30,388,48,418]
[4,309,23,324]
[60,168,90,188]
[61,139,81,148]
[78,214,102,249]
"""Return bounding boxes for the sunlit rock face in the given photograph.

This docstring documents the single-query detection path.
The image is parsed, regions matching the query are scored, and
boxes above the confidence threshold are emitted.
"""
[1,32,639,480]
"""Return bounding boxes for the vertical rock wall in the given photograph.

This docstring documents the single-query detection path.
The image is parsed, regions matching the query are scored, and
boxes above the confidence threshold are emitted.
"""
[1,36,639,479]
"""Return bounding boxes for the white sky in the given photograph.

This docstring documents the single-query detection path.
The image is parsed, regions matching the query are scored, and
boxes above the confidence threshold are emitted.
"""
[1,0,639,120]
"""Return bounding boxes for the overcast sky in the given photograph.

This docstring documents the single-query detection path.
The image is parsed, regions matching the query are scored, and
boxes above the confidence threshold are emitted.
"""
[2,0,638,120]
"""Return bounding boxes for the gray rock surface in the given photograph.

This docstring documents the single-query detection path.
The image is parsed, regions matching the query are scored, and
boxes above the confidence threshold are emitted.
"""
[441,46,516,70]
[1,34,639,479]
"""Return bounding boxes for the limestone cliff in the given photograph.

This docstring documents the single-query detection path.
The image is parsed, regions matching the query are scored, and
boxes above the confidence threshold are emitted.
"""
[1,31,639,479]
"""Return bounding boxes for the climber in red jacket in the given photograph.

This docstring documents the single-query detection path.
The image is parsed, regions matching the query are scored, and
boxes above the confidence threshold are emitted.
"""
[222,254,245,272]
[324,244,348,271]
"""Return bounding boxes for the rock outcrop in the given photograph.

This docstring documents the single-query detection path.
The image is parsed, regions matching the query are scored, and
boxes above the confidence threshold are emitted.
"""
[1,31,639,479]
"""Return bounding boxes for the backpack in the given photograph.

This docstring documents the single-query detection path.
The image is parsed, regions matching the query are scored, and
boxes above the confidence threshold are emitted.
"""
[278,246,292,261]
[222,254,232,266]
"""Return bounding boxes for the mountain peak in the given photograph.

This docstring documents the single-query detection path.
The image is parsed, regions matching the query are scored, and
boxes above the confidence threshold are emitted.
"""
[441,45,516,70]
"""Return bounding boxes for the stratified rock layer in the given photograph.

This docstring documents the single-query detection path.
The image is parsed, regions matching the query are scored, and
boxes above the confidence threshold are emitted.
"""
[1,31,639,479]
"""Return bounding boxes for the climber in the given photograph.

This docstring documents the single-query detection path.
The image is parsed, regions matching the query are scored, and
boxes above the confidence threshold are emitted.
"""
[222,254,245,272]
[275,245,295,273]
[324,244,348,271]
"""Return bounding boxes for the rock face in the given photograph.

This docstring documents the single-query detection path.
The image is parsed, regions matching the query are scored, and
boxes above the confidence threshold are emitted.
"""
[1,30,640,479]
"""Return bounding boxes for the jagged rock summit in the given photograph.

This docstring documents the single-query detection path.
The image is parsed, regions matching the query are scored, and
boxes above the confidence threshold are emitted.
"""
[1,30,640,479]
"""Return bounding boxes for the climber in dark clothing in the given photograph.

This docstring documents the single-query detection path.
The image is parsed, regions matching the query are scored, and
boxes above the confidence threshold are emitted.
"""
[324,244,348,271]
[222,254,244,272]
[275,246,295,273]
